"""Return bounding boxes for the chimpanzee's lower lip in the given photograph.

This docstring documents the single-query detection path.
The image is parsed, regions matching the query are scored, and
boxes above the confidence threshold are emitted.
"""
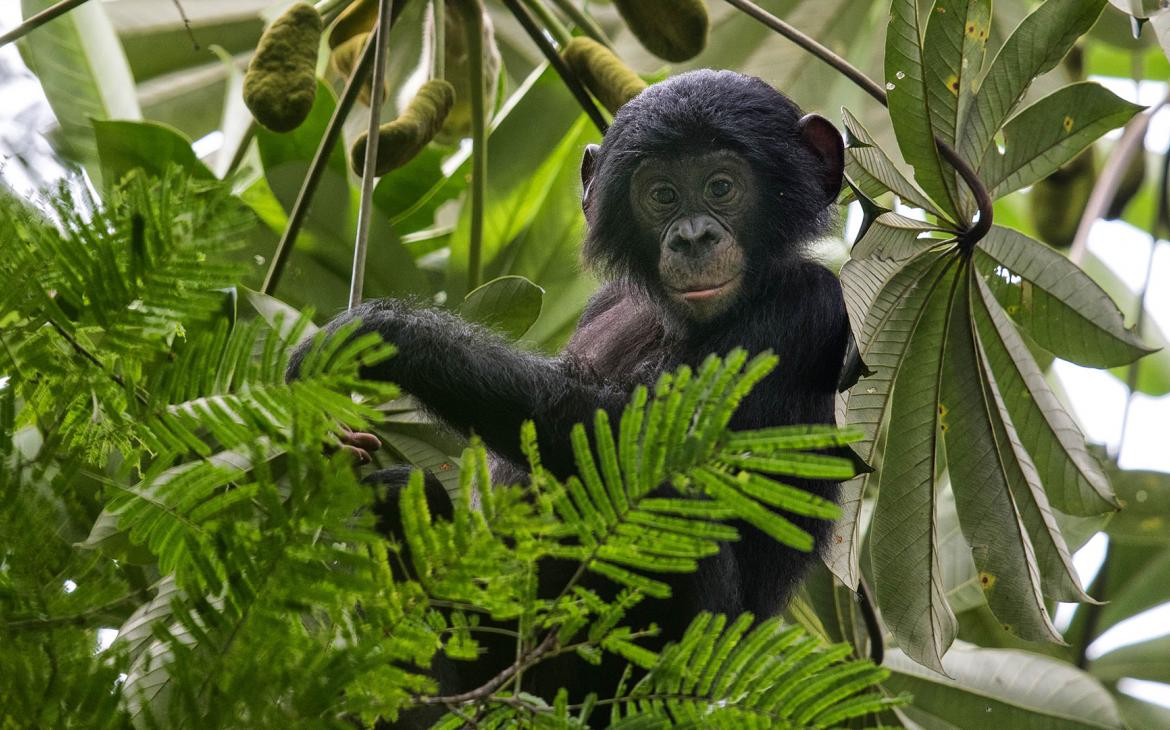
[675,276,739,301]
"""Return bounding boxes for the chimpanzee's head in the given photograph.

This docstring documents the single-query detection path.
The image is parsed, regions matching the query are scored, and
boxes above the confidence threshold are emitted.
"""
[580,70,843,321]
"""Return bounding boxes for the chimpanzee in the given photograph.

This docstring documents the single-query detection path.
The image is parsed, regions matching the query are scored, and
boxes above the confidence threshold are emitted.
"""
[288,69,851,719]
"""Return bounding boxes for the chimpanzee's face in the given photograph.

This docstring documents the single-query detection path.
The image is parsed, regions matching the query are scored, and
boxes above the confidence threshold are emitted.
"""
[628,150,759,320]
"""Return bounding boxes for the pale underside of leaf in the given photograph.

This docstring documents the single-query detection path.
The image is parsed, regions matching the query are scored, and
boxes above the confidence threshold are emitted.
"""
[868,255,959,673]
[939,264,1064,643]
[971,263,1117,515]
[851,211,949,261]
[886,0,962,219]
[846,250,952,461]
[981,82,1143,200]
[924,0,992,216]
[976,226,1153,367]
[957,0,1107,176]
[974,307,1094,606]
[841,107,941,214]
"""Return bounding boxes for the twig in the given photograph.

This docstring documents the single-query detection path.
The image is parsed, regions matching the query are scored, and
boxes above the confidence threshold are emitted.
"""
[501,0,609,134]
[723,0,886,105]
[1069,93,1170,265]
[0,0,92,48]
[169,0,197,50]
[48,319,149,408]
[261,32,379,295]
[418,631,559,705]
[348,0,395,309]
[723,0,993,248]
[433,0,446,78]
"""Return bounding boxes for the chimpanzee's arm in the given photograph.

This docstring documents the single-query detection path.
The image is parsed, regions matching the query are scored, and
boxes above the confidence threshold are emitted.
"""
[287,299,629,477]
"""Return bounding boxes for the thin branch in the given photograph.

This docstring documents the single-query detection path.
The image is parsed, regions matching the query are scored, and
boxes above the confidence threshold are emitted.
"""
[433,0,446,79]
[1069,93,1170,265]
[517,0,572,46]
[723,0,886,105]
[349,0,395,309]
[417,631,559,705]
[48,319,149,408]
[547,0,611,47]
[0,0,92,48]
[501,0,609,134]
[464,0,488,293]
[261,32,379,295]
[723,0,994,247]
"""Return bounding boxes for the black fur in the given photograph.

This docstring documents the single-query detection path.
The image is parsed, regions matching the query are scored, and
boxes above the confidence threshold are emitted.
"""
[289,70,852,721]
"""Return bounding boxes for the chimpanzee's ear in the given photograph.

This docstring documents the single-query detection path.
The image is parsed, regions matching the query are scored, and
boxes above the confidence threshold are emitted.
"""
[580,143,600,213]
[797,114,845,203]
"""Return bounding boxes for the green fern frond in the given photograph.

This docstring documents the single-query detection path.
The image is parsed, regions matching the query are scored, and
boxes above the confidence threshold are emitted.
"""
[608,613,901,728]
[521,351,857,600]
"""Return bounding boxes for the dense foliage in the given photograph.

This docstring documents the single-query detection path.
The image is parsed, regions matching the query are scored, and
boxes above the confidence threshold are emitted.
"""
[3,0,1170,727]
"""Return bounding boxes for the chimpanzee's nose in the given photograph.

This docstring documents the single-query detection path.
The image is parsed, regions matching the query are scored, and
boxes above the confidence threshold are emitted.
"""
[667,216,723,255]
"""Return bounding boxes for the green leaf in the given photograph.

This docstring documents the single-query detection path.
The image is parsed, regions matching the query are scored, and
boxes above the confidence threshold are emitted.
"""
[1096,546,1170,635]
[885,643,1124,729]
[977,226,1154,367]
[460,276,544,340]
[372,144,466,233]
[868,254,959,673]
[841,107,941,214]
[940,264,1066,641]
[846,250,951,459]
[885,0,961,219]
[923,0,992,215]
[971,271,1117,516]
[1091,635,1170,683]
[445,66,591,300]
[851,211,948,260]
[93,120,214,186]
[243,288,318,341]
[1107,468,1170,545]
[18,0,141,177]
[958,0,1107,174]
[982,82,1143,199]
[923,0,992,149]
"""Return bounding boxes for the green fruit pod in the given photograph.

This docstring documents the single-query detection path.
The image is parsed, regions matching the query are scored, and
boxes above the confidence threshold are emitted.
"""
[1031,150,1095,249]
[562,36,646,114]
[329,32,386,106]
[350,79,457,176]
[613,0,708,62]
[327,0,407,49]
[243,3,323,133]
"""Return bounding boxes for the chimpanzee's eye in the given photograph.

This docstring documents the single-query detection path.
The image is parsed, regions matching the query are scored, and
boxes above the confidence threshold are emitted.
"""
[709,178,732,198]
[652,187,678,205]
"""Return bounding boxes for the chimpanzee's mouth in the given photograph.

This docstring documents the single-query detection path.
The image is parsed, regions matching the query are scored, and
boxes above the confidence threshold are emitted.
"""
[674,275,740,301]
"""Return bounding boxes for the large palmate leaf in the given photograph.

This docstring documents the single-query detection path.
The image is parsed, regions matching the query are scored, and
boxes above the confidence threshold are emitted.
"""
[866,252,959,673]
[841,108,941,215]
[923,0,991,215]
[976,227,1154,368]
[981,82,1142,200]
[886,0,962,220]
[842,218,1137,669]
[958,0,1107,175]
[885,644,1123,729]
[18,0,141,177]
